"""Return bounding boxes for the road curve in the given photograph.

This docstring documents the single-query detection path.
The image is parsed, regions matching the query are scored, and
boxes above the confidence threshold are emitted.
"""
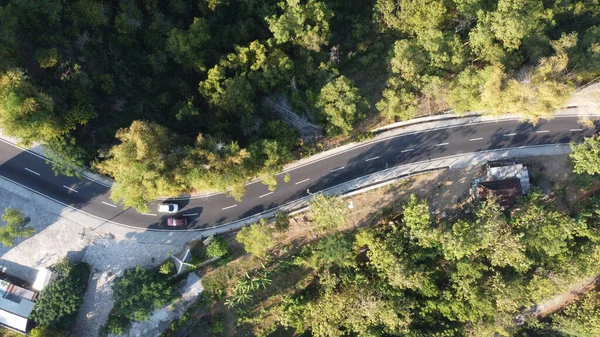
[0,117,596,231]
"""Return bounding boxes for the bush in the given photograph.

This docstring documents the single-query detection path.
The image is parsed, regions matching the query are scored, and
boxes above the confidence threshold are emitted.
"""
[274,212,290,232]
[159,260,175,275]
[29,326,64,337]
[106,316,130,335]
[206,237,228,259]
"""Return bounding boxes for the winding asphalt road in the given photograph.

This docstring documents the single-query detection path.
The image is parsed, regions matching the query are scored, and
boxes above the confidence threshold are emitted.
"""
[0,117,596,231]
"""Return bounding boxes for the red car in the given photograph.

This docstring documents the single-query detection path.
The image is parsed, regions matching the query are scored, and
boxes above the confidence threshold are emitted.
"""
[167,217,187,227]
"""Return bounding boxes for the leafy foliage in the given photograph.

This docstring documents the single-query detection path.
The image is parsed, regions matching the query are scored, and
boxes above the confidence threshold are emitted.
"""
[308,193,348,232]
[571,136,600,176]
[0,207,34,247]
[551,291,600,336]
[316,76,368,135]
[266,0,333,51]
[274,212,290,232]
[104,266,177,334]
[236,220,275,258]
[31,259,89,330]
[206,237,229,259]
[159,260,175,275]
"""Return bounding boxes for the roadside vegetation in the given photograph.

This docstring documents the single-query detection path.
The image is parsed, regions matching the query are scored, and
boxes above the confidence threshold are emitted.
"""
[157,134,600,336]
[30,259,90,336]
[0,1,599,209]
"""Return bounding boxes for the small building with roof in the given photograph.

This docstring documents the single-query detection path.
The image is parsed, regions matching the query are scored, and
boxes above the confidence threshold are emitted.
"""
[0,268,53,334]
[473,161,531,207]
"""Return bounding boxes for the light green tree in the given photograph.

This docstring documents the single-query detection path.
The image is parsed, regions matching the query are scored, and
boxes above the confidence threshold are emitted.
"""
[570,136,600,176]
[34,48,58,68]
[236,220,275,258]
[206,237,228,258]
[316,76,368,136]
[95,121,181,212]
[402,195,439,248]
[0,207,35,247]
[308,193,348,231]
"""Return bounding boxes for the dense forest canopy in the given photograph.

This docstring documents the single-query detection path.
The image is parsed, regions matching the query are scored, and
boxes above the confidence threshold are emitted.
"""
[0,0,599,209]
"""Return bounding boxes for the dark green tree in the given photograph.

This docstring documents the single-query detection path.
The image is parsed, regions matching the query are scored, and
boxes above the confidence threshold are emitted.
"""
[31,259,89,329]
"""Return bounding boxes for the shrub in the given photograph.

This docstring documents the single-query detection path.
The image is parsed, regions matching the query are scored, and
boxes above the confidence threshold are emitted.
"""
[274,212,290,232]
[236,220,275,258]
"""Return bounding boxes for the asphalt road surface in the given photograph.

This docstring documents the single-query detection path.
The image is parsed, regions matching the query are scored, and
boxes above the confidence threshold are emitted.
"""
[0,117,596,231]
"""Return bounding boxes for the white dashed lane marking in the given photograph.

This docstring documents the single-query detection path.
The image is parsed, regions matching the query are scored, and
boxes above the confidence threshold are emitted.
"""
[469,137,483,141]
[259,192,273,198]
[141,213,157,216]
[401,149,415,153]
[504,133,517,137]
[24,168,40,176]
[101,201,117,208]
[222,204,237,210]
[330,167,345,172]
[62,185,78,193]
[536,130,549,134]
[570,128,583,131]
[365,156,379,162]
[295,178,310,185]
[435,143,449,146]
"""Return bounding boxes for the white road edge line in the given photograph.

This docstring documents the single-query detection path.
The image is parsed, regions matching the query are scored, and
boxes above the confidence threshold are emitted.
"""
[470,137,483,141]
[330,166,345,172]
[141,213,158,216]
[222,205,237,210]
[183,213,199,216]
[295,178,310,185]
[504,133,517,136]
[436,143,449,146]
[101,201,117,208]
[401,148,415,153]
[536,130,550,133]
[569,128,583,131]
[62,185,78,193]
[365,156,379,162]
[259,192,273,198]
[24,168,40,176]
